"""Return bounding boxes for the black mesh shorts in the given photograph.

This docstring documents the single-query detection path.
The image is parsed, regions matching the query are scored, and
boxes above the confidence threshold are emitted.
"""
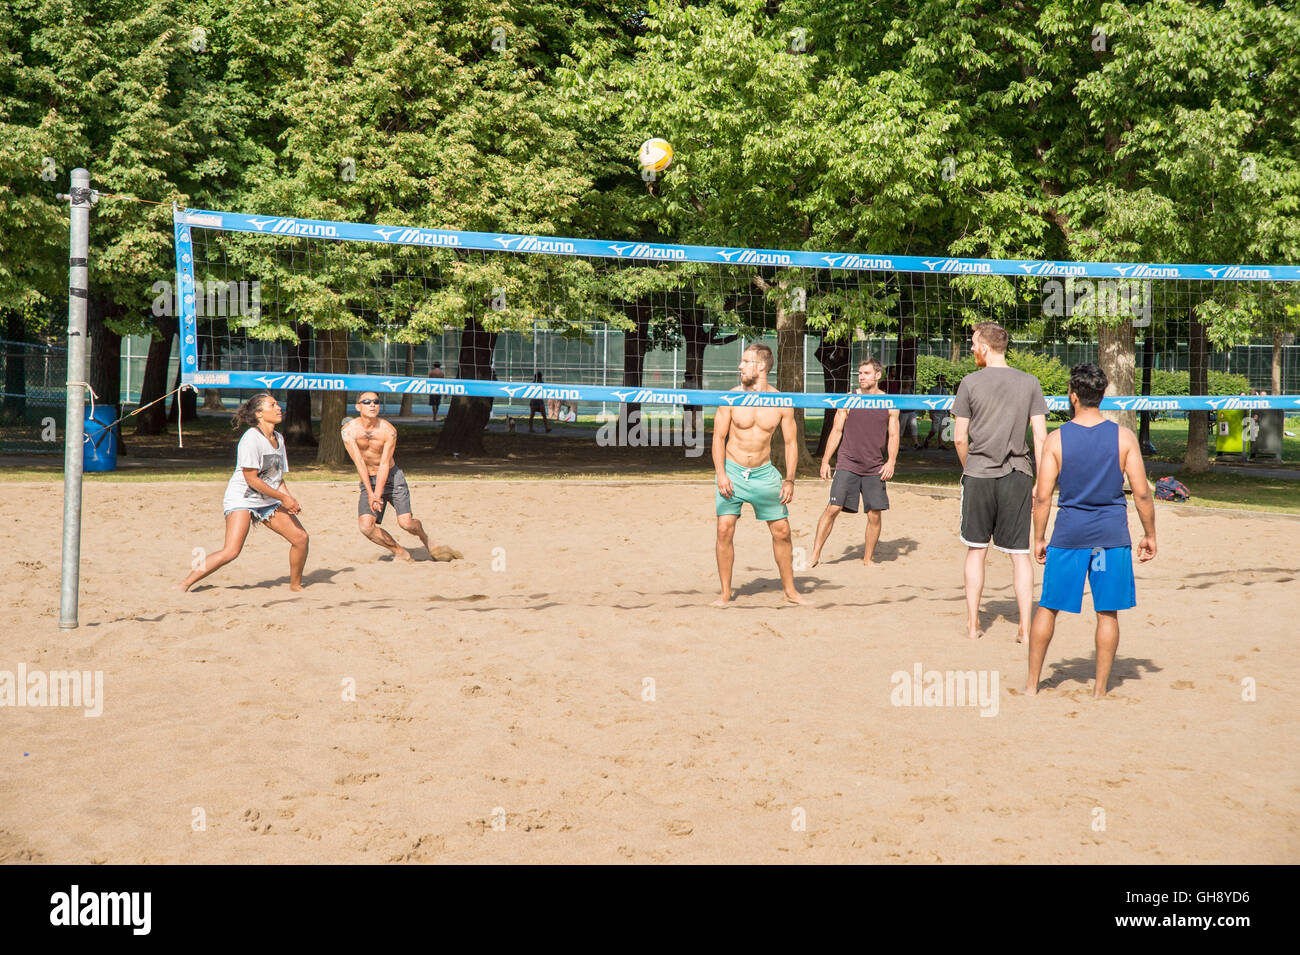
[959,471,1032,554]
[828,469,889,513]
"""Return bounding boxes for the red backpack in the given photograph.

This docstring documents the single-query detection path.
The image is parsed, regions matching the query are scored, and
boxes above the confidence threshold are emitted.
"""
[1154,476,1191,502]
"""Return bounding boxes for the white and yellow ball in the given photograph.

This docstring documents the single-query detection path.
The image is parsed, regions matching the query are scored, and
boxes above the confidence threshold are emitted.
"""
[638,138,674,172]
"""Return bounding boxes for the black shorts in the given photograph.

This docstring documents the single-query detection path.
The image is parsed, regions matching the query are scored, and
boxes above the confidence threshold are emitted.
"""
[828,469,889,513]
[959,471,1032,554]
[358,467,412,524]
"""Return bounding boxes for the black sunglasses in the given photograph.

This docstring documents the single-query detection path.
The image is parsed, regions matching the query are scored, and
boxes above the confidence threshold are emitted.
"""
[358,399,380,405]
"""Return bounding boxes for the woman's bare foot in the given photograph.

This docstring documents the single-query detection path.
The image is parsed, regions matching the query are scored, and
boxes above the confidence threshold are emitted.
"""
[174,582,190,593]
[966,625,984,640]
[709,592,732,608]
[1016,631,1029,644]
[289,582,305,592]
[783,591,806,605]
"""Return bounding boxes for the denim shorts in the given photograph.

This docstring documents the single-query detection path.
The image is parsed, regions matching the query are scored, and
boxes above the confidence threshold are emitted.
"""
[225,501,281,523]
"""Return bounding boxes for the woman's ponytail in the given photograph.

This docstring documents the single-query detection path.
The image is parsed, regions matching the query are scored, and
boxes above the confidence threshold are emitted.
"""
[232,392,272,430]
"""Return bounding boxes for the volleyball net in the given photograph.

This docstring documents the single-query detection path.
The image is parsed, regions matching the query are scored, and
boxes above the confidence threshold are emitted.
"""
[173,207,1300,413]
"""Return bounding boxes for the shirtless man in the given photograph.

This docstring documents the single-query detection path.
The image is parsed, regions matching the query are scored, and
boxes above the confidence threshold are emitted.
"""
[712,343,804,607]
[342,392,431,561]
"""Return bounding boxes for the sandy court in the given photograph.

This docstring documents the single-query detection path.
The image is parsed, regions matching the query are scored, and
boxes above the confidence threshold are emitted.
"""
[1,476,1296,863]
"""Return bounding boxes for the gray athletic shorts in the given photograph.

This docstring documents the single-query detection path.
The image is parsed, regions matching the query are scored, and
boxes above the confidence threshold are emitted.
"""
[828,468,889,513]
[359,466,412,524]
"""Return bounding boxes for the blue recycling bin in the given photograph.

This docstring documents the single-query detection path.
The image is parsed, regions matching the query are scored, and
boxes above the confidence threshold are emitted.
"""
[83,405,118,472]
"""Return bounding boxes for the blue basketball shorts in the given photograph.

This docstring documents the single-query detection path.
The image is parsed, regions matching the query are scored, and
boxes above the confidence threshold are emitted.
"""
[1039,545,1136,614]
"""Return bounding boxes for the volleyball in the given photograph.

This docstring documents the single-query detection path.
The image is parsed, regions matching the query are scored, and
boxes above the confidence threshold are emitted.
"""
[638,138,673,172]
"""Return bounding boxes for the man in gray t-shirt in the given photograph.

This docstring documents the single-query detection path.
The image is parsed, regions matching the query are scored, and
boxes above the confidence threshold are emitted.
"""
[952,322,1048,642]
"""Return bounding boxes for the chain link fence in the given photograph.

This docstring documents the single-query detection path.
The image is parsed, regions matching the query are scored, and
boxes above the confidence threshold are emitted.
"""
[1,339,67,453]
[5,331,1298,446]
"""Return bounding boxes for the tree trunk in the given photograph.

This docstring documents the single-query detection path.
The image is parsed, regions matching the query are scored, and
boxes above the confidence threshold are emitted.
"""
[166,361,198,424]
[769,290,815,475]
[134,318,176,435]
[682,306,737,438]
[1273,326,1283,396]
[399,343,415,416]
[950,328,962,363]
[88,296,125,454]
[198,334,226,409]
[1,311,27,424]
[315,326,350,465]
[1098,318,1137,432]
[622,298,651,431]
[1138,329,1155,448]
[1183,307,1210,473]
[813,338,851,457]
[436,315,497,456]
[284,323,316,448]
[896,280,918,396]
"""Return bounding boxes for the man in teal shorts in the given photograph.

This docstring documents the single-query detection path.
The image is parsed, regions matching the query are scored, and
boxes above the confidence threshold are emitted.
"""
[711,343,804,606]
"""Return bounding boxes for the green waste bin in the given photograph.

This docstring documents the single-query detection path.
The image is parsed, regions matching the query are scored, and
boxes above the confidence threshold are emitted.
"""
[1214,409,1246,457]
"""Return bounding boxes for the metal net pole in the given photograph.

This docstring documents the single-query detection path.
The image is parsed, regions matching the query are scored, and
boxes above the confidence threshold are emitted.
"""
[59,168,94,630]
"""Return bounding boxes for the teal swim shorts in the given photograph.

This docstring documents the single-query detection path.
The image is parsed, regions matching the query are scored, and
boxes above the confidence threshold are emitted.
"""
[715,458,788,521]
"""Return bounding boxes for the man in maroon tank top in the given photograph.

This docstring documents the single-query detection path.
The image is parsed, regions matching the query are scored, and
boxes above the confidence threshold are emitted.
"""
[810,358,900,567]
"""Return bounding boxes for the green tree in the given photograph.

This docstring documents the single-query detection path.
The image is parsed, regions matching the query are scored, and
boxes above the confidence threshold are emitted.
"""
[1,0,271,436]
[242,0,629,460]
[1058,0,1300,468]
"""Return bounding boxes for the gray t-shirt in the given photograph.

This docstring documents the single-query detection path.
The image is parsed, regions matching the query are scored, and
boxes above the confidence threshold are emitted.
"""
[951,367,1048,478]
[222,428,288,511]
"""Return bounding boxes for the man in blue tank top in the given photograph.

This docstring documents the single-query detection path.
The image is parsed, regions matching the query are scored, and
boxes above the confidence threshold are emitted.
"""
[1026,362,1158,698]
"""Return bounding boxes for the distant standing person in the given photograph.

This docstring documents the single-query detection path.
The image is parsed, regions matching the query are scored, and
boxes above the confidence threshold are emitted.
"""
[177,393,309,592]
[1026,363,1157,697]
[528,370,551,433]
[920,374,951,450]
[952,322,1048,641]
[810,357,900,567]
[886,368,923,451]
[427,361,445,422]
[343,391,432,562]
